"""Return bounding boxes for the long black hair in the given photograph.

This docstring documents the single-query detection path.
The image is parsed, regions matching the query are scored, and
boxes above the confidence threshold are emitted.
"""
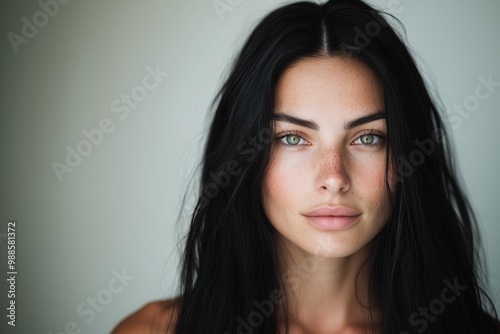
[168,0,498,333]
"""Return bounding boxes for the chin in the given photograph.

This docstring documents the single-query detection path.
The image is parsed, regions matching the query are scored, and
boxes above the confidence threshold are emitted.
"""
[307,231,378,259]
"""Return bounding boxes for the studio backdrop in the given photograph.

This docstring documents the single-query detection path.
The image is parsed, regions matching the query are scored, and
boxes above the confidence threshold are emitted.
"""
[1,0,499,332]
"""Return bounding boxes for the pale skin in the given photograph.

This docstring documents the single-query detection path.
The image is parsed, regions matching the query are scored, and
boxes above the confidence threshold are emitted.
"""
[112,56,396,334]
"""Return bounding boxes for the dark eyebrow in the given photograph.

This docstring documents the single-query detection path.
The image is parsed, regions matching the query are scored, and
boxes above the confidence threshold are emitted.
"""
[272,111,385,130]
[344,111,386,130]
[271,113,318,130]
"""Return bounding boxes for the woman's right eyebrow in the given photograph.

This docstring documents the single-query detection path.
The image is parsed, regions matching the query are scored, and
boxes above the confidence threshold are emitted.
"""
[271,113,318,130]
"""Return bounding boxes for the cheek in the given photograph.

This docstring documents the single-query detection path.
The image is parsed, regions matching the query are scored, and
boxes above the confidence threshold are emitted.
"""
[351,154,387,192]
[351,153,394,216]
[262,155,302,219]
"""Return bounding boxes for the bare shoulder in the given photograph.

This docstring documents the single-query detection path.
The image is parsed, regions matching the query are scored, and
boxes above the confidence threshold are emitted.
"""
[111,298,179,334]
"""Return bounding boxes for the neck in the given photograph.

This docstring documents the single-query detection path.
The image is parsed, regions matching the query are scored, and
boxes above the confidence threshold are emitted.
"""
[275,237,380,332]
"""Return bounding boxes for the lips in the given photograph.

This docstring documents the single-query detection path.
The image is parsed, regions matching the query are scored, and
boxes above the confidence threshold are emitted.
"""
[302,206,361,231]
[303,206,361,217]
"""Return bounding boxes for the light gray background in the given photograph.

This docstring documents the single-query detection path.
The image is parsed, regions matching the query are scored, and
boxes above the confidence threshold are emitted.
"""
[0,0,499,333]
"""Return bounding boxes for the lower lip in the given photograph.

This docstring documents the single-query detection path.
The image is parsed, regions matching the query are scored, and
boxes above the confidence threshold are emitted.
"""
[305,215,361,231]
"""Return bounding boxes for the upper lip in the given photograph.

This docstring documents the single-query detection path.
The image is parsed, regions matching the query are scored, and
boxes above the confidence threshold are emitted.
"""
[302,205,361,217]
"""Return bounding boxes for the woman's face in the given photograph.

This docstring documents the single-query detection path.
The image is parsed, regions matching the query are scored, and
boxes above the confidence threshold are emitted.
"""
[262,56,396,258]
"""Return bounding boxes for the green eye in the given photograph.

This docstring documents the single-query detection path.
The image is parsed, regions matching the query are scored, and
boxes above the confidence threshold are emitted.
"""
[353,133,383,146]
[360,134,375,144]
[277,133,305,146]
[285,135,301,145]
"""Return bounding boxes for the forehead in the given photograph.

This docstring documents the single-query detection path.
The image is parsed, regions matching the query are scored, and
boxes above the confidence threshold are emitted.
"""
[274,56,383,116]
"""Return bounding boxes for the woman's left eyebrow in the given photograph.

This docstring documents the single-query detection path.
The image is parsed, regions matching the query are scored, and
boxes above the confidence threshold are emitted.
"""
[344,111,385,130]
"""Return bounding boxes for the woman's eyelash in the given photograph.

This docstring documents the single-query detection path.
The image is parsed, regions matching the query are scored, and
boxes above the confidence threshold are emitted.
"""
[351,131,386,147]
[275,131,308,146]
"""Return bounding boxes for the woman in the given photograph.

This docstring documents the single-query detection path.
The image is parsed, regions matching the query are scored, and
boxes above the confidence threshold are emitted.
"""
[113,0,499,333]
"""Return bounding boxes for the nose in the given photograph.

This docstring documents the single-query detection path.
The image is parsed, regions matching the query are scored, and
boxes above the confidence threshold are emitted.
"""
[314,145,351,194]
